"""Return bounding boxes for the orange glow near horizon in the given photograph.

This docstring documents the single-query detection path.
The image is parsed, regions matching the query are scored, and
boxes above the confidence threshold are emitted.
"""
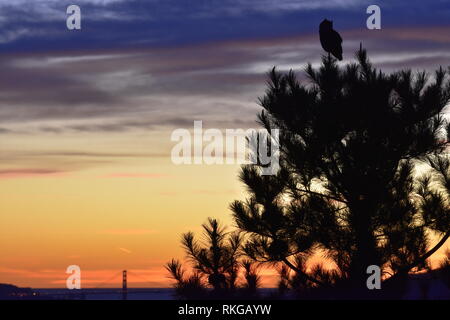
[0,130,250,288]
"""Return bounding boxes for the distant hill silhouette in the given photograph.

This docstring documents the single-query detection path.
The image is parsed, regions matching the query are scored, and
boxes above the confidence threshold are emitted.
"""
[0,283,38,300]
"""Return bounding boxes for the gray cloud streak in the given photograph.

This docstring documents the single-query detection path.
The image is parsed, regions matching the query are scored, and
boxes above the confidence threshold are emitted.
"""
[1,26,450,135]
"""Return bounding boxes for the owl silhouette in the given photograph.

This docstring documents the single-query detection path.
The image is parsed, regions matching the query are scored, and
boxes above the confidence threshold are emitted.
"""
[319,19,343,61]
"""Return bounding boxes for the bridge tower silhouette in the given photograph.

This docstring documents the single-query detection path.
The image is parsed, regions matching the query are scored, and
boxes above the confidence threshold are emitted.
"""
[122,270,127,300]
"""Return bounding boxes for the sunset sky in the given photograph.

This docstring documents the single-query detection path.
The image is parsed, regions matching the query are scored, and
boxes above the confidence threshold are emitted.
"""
[1,0,450,288]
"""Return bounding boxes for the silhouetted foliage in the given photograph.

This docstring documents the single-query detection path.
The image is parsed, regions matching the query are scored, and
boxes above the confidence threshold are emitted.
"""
[240,259,261,297]
[276,255,310,296]
[165,259,207,299]
[231,48,450,296]
[182,218,242,291]
[166,218,262,299]
[275,255,340,298]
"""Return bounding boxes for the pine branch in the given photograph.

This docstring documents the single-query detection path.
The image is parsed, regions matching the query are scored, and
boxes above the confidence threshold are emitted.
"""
[294,187,348,205]
[282,257,327,287]
[394,230,450,276]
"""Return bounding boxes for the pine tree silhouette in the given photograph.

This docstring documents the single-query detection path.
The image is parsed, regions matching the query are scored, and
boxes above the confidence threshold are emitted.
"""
[231,48,450,297]
[166,218,262,298]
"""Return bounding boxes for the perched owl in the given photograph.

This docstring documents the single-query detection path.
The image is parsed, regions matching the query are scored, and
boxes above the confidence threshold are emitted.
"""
[319,19,343,61]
